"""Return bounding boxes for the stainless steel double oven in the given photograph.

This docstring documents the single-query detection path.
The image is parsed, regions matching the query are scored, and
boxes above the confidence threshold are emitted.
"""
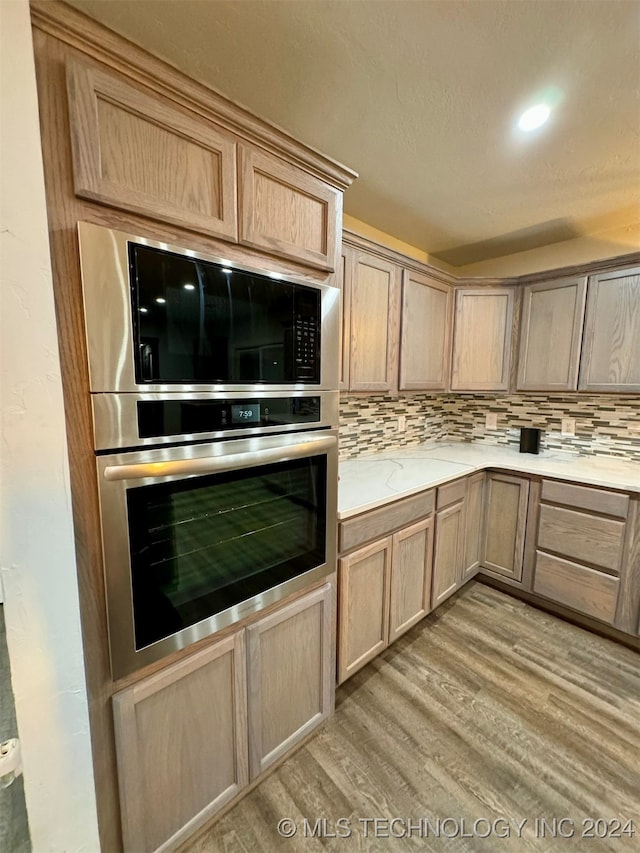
[78,222,339,679]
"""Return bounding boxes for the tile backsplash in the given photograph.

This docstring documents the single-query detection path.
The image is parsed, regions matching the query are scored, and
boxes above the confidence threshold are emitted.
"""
[339,393,640,462]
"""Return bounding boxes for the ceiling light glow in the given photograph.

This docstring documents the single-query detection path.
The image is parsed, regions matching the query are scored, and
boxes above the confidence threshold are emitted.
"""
[518,104,551,131]
[183,283,195,290]
[155,297,166,304]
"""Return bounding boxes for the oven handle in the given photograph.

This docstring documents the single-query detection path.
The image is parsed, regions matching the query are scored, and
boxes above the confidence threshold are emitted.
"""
[102,433,337,482]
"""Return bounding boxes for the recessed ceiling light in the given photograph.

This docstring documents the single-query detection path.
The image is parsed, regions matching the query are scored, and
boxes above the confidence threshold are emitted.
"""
[221,267,232,274]
[183,283,195,290]
[155,297,166,304]
[139,307,148,313]
[518,104,551,131]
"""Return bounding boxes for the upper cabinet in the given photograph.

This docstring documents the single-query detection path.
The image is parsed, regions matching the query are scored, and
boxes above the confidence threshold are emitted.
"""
[451,288,515,391]
[343,247,401,393]
[399,270,452,391]
[65,57,353,272]
[517,276,587,392]
[579,266,640,392]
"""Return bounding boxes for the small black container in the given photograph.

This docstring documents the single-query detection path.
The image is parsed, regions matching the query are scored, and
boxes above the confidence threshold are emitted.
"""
[519,427,541,454]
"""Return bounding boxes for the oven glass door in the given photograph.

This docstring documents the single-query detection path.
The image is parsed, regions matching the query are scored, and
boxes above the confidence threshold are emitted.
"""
[98,430,337,678]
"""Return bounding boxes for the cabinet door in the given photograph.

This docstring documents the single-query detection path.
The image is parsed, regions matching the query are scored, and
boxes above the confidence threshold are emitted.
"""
[579,266,640,392]
[246,583,334,779]
[66,59,238,241]
[346,251,401,393]
[389,517,434,642]
[517,276,587,391]
[112,633,248,853]
[451,288,514,390]
[462,472,485,581]
[338,249,350,391]
[239,146,341,271]
[338,538,392,683]
[481,474,530,582]
[399,270,452,390]
[432,501,465,607]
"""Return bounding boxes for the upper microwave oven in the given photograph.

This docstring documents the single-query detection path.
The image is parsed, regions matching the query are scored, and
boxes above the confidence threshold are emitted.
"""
[77,222,339,394]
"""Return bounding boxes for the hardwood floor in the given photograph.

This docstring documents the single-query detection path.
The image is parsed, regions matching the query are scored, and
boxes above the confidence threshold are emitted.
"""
[182,582,640,852]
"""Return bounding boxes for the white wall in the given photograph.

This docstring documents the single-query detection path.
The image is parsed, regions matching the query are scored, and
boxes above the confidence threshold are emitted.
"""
[0,1,100,850]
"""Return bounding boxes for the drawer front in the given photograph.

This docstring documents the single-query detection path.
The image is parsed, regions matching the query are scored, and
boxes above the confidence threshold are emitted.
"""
[436,478,466,510]
[537,505,625,574]
[541,480,629,519]
[339,490,435,554]
[534,551,619,624]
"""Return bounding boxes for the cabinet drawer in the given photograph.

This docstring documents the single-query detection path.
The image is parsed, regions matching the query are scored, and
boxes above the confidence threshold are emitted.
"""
[533,551,619,624]
[339,490,435,553]
[436,478,466,510]
[541,480,629,518]
[537,505,625,574]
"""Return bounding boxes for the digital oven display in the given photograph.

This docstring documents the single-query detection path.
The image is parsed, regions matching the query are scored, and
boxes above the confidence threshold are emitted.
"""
[231,403,261,425]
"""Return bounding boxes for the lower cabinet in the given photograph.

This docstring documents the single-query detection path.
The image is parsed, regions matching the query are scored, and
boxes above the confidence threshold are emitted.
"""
[432,497,465,606]
[463,471,485,581]
[481,472,530,583]
[338,516,434,683]
[113,582,334,852]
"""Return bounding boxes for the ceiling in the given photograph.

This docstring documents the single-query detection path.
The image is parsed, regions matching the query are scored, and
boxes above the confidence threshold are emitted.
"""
[67,0,640,267]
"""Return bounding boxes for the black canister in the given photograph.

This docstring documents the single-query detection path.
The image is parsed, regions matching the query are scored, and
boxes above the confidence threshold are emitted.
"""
[519,427,541,454]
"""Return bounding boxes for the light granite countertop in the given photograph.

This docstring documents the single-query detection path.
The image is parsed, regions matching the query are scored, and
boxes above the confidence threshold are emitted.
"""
[338,442,640,519]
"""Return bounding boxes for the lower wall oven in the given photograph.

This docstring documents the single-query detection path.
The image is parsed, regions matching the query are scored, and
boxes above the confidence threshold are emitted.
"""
[96,417,338,680]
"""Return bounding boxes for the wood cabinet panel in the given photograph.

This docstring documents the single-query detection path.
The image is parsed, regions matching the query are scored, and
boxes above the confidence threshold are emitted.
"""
[246,584,334,778]
[338,538,392,683]
[436,477,467,510]
[339,490,435,554]
[463,472,485,580]
[432,500,464,606]
[239,146,340,270]
[399,270,452,390]
[451,288,514,391]
[579,266,640,392]
[338,250,350,391]
[533,552,619,624]
[112,634,248,853]
[517,276,587,391]
[66,58,238,241]
[540,480,629,518]
[481,474,529,582]
[389,517,434,641]
[346,251,401,393]
[537,505,625,574]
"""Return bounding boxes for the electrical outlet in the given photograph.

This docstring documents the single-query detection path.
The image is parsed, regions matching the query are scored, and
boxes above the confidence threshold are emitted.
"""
[397,414,406,432]
[485,412,498,430]
[561,418,576,436]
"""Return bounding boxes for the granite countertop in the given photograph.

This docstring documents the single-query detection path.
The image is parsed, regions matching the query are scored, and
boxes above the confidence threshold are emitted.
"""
[338,442,640,519]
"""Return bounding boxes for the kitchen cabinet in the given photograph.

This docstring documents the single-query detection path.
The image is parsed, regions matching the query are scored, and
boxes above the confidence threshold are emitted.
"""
[533,480,627,625]
[450,287,515,391]
[338,250,350,391]
[432,479,466,606]
[112,632,248,853]
[113,582,334,852]
[462,472,485,581]
[480,473,530,583]
[337,491,435,682]
[66,57,347,272]
[517,275,587,391]
[343,248,401,393]
[579,266,640,392]
[399,270,452,390]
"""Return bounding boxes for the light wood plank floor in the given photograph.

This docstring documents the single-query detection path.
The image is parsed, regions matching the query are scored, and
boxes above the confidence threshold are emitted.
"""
[183,582,640,852]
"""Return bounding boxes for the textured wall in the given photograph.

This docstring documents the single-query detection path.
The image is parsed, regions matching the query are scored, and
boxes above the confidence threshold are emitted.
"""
[340,393,640,462]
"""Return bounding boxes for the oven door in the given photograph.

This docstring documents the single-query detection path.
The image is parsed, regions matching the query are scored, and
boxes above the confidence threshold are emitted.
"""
[97,430,338,679]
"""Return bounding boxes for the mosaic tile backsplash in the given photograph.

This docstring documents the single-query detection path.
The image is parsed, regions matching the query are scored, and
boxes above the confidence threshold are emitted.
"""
[339,394,640,462]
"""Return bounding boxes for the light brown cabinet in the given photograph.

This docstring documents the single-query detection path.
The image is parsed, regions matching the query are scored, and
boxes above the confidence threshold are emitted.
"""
[450,287,515,391]
[113,583,334,851]
[462,472,485,581]
[579,266,640,392]
[343,248,401,393]
[432,481,466,606]
[337,496,435,683]
[112,633,248,852]
[517,276,587,391]
[399,270,452,390]
[481,473,530,583]
[338,250,350,391]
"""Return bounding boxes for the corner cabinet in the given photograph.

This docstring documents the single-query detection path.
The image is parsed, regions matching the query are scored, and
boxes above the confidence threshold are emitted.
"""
[112,583,334,852]
[450,287,515,391]
[579,266,640,392]
[480,473,530,584]
[517,276,587,391]
[343,248,401,393]
[399,270,452,391]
